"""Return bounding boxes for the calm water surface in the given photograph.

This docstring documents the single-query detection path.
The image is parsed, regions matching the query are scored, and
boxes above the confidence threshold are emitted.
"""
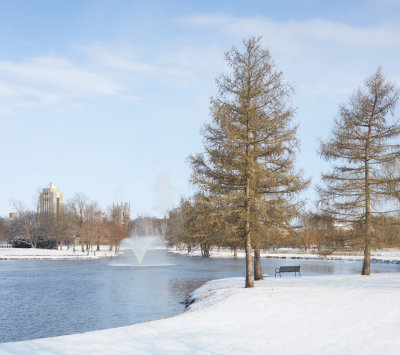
[0,249,399,343]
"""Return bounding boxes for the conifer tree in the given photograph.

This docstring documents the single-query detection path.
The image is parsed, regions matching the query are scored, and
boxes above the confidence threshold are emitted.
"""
[190,37,308,287]
[319,68,400,275]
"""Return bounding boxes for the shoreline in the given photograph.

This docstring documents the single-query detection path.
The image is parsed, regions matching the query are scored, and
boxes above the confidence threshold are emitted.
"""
[2,246,400,264]
[0,247,117,260]
[168,247,400,264]
[0,273,399,354]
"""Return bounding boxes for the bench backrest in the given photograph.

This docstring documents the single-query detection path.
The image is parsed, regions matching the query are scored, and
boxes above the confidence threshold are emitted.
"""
[279,266,300,272]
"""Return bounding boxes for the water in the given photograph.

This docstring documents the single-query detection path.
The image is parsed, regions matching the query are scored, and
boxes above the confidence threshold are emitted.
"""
[0,249,399,343]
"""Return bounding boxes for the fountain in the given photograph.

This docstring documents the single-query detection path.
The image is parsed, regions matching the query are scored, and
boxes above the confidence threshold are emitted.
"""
[109,235,174,267]
[123,236,158,264]
[110,217,173,267]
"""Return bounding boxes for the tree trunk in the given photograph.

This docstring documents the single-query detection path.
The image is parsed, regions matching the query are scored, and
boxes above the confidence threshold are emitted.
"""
[187,245,192,253]
[361,237,371,275]
[244,111,254,288]
[233,247,238,257]
[245,232,254,288]
[362,113,373,276]
[97,240,100,251]
[254,246,263,280]
[201,244,210,257]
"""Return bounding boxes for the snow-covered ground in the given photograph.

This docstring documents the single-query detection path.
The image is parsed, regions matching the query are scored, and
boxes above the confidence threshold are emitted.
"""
[0,273,399,354]
[0,245,116,260]
[168,247,400,264]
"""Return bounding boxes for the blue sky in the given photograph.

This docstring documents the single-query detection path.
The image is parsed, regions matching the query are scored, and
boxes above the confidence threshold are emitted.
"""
[1,0,400,217]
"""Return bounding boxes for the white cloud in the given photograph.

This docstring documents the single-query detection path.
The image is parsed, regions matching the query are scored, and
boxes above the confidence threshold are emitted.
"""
[178,13,400,102]
[0,54,130,115]
[0,56,123,97]
[178,14,400,49]
[0,42,224,115]
[74,44,158,73]
[2,15,400,118]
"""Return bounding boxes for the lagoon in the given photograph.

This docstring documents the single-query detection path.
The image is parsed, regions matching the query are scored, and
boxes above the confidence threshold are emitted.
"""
[1,248,399,343]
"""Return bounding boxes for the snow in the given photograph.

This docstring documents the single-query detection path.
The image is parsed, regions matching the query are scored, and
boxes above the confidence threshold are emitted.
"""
[0,246,116,260]
[168,247,400,264]
[0,273,399,354]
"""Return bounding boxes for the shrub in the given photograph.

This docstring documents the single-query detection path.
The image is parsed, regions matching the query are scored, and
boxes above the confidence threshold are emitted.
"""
[9,236,31,248]
[37,236,57,249]
[9,235,57,249]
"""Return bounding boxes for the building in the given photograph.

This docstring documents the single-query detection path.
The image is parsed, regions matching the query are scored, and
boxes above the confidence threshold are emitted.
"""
[113,202,131,226]
[8,212,17,219]
[40,182,63,217]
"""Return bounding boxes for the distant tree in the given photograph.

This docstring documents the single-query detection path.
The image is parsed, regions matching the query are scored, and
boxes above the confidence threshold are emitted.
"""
[165,202,187,250]
[0,218,7,244]
[158,217,168,239]
[318,68,400,275]
[181,194,230,257]
[190,37,308,287]
[53,203,75,250]
[83,201,103,251]
[107,205,130,254]
[10,199,42,248]
[70,193,89,252]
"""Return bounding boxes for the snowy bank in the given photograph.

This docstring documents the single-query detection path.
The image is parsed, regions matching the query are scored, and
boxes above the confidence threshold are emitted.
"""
[0,246,116,260]
[0,274,399,354]
[168,247,400,264]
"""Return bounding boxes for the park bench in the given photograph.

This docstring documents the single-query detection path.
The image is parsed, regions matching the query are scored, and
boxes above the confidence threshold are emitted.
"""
[275,266,301,278]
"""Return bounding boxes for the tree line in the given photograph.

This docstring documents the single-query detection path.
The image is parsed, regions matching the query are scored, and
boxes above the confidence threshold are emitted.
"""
[1,197,168,255]
[1,193,130,254]
[165,37,400,287]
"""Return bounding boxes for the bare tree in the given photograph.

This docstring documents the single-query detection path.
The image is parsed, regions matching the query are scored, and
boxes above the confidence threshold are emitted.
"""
[10,199,42,248]
[318,68,400,275]
[83,202,105,252]
[107,205,130,254]
[52,203,75,250]
[70,193,89,252]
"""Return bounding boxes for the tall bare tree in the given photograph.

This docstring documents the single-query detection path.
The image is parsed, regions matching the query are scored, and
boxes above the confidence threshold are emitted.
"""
[318,68,400,275]
[70,193,89,252]
[82,201,103,251]
[190,37,308,287]
[46,202,74,250]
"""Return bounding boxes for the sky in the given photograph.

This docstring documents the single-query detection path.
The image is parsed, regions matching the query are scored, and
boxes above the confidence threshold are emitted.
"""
[1,0,400,218]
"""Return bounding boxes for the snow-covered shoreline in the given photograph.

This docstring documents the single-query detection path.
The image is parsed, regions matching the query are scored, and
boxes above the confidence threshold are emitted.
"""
[0,273,399,354]
[0,246,116,260]
[168,247,400,264]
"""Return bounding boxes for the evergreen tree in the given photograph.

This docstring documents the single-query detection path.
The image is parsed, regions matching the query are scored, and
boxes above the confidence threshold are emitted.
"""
[190,37,308,287]
[318,68,400,275]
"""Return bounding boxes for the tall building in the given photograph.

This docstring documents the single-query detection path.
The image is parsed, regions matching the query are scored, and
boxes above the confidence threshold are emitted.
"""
[113,202,131,226]
[40,182,63,217]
